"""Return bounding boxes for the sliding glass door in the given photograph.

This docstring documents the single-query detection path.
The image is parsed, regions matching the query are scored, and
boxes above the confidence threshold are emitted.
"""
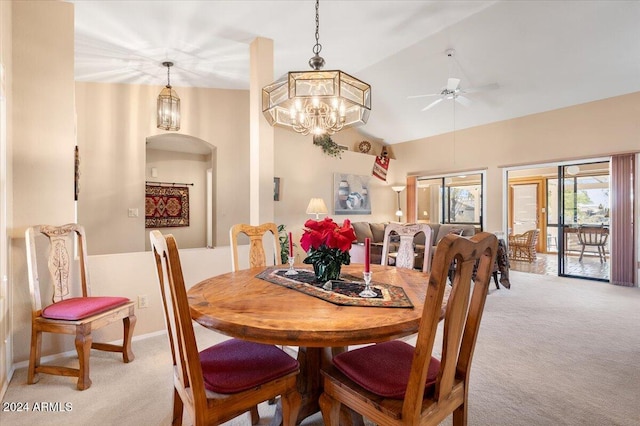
[558,161,610,281]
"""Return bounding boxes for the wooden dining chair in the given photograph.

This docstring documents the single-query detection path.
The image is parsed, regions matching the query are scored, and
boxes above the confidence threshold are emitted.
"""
[229,223,280,272]
[25,224,135,390]
[319,232,498,426]
[381,223,432,273]
[150,231,301,426]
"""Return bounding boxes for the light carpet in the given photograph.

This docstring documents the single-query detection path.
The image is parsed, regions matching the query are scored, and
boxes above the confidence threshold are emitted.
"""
[2,271,639,425]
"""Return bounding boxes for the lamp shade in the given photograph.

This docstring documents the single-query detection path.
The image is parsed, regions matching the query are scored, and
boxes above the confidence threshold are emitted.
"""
[391,185,406,193]
[306,198,328,219]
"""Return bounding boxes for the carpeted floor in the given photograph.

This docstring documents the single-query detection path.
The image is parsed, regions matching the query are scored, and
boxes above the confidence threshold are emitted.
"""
[2,271,639,425]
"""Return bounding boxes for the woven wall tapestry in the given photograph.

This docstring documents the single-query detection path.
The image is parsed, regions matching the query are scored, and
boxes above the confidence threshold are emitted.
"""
[145,185,190,228]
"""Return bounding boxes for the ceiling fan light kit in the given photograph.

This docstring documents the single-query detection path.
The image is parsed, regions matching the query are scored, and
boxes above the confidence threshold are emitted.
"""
[408,49,498,112]
[262,0,371,136]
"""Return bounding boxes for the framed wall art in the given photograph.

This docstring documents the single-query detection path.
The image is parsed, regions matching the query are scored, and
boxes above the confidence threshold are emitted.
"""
[333,173,371,215]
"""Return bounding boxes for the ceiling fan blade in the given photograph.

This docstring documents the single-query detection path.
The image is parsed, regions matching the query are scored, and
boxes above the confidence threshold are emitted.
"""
[462,82,500,93]
[407,93,440,99]
[455,95,472,107]
[421,98,443,112]
[447,78,460,91]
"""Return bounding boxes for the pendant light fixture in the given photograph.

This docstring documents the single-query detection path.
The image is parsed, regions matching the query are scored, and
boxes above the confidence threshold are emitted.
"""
[262,0,371,136]
[157,61,180,131]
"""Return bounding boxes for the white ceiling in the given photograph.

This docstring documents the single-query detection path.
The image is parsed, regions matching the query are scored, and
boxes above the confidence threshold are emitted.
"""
[70,0,640,145]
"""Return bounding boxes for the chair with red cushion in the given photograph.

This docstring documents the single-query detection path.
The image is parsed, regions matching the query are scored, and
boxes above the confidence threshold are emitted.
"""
[25,224,135,390]
[319,232,498,426]
[150,230,301,426]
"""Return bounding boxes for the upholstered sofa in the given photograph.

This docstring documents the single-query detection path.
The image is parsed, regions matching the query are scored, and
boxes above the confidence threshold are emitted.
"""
[350,222,476,270]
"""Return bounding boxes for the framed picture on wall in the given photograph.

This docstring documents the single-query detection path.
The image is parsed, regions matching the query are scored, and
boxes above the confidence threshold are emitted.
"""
[333,173,371,215]
[274,177,281,201]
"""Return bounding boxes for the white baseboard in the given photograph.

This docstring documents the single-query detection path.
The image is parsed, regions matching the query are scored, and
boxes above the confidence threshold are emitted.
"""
[0,364,16,401]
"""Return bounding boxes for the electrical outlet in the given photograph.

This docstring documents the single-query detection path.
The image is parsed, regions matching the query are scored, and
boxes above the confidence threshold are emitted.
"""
[138,294,149,309]
[128,208,139,218]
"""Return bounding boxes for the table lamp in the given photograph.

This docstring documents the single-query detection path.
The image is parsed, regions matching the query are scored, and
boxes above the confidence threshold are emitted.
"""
[306,198,328,220]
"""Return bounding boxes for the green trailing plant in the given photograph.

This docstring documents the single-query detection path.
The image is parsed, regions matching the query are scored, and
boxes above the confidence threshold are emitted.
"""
[312,134,343,158]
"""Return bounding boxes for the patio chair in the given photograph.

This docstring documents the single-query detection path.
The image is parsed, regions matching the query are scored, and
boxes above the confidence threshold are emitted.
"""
[577,225,609,263]
[508,229,539,262]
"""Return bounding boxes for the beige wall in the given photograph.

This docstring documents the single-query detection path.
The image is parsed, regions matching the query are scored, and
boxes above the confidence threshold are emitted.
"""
[75,82,250,255]
[274,127,402,260]
[8,0,75,386]
[144,149,212,250]
[393,92,640,233]
[0,0,12,397]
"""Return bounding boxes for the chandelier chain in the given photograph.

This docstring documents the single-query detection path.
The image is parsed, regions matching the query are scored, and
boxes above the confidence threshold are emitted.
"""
[166,64,171,87]
[313,0,322,55]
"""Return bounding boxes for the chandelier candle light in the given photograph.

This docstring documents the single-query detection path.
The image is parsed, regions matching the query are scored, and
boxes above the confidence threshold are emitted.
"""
[262,0,371,136]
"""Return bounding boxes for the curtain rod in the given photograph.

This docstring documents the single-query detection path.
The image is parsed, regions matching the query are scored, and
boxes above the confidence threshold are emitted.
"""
[145,181,194,187]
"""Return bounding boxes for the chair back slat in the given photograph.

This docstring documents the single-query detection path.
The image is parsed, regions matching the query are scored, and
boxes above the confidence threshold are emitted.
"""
[403,232,497,420]
[230,223,280,272]
[26,224,91,308]
[381,223,432,273]
[150,231,208,411]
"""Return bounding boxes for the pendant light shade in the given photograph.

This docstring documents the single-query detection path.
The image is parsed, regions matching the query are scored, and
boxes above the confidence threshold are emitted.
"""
[157,61,180,131]
[262,0,371,136]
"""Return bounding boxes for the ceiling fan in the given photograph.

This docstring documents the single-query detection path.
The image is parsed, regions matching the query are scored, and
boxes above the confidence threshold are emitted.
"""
[408,49,499,112]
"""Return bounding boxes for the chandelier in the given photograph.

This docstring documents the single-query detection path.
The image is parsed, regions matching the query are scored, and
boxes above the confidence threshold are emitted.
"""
[157,61,180,131]
[262,0,371,136]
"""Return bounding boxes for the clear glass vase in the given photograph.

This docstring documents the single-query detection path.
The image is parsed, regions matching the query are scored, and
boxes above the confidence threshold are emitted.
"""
[313,261,342,282]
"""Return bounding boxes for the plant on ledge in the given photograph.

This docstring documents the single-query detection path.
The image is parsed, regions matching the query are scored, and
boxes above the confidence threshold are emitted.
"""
[300,217,356,282]
[312,134,343,158]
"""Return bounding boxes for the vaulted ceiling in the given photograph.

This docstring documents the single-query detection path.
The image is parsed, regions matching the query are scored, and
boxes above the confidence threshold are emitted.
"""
[70,0,640,144]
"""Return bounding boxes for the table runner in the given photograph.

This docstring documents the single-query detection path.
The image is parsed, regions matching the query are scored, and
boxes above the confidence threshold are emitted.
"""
[256,267,413,308]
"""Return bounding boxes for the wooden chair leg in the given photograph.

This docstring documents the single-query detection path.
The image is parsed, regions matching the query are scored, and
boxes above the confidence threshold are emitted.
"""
[122,314,136,363]
[453,403,468,426]
[75,329,93,390]
[171,388,184,426]
[319,392,341,426]
[28,327,42,384]
[281,388,302,426]
[250,406,260,424]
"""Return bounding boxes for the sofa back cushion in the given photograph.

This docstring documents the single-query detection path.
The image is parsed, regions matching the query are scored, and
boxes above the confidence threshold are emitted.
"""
[370,223,386,243]
[435,224,476,245]
[352,222,374,243]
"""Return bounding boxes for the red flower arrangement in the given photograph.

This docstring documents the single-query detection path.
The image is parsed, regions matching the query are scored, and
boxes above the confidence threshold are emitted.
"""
[301,217,356,282]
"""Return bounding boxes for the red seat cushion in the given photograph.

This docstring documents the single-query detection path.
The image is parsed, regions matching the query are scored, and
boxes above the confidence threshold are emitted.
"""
[200,339,299,394]
[333,340,440,399]
[41,296,130,320]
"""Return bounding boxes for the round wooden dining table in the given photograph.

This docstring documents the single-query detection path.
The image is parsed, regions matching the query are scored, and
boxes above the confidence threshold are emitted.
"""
[187,263,430,423]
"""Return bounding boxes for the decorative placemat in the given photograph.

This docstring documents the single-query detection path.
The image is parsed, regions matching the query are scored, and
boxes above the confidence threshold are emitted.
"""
[256,267,413,308]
